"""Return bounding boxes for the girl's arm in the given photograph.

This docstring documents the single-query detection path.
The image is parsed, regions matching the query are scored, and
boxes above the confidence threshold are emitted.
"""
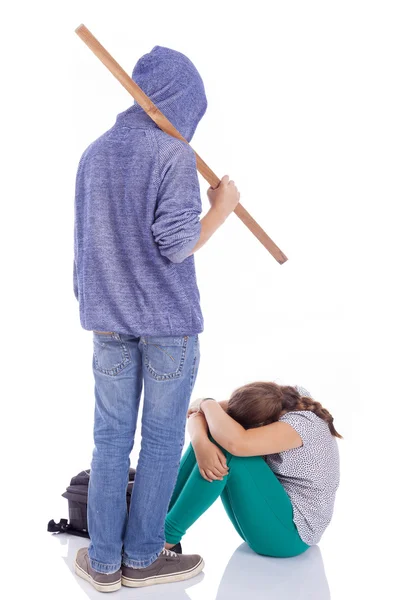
[187,410,210,445]
[187,399,229,420]
[187,400,229,444]
[187,411,229,482]
[201,400,302,456]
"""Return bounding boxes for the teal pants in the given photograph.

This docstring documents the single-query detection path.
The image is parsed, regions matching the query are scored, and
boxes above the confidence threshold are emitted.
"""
[165,442,309,558]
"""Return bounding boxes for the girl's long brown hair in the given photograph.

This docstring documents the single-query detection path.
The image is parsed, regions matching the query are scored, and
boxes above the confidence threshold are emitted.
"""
[226,382,342,438]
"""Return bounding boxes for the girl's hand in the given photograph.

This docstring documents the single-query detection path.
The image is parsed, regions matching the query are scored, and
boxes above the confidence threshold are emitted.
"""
[193,439,229,482]
[187,397,215,418]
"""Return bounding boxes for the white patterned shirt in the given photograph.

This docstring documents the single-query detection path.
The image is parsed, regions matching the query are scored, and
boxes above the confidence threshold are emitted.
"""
[265,409,340,545]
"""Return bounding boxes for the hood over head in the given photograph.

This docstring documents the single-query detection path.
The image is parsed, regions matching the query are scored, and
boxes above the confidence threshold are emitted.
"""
[117,46,207,142]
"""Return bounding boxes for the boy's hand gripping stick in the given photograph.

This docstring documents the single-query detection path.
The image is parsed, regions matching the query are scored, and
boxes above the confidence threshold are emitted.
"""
[75,24,288,264]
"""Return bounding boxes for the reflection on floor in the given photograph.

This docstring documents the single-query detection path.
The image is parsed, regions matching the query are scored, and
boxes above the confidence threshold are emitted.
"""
[51,530,330,600]
[214,543,329,600]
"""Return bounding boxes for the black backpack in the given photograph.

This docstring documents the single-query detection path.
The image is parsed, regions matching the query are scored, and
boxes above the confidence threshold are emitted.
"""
[48,467,136,538]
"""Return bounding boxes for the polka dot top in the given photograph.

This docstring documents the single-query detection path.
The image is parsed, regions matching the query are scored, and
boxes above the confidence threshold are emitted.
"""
[264,396,340,545]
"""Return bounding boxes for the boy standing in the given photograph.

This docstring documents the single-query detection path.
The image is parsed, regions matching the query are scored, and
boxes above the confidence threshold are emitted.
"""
[73,45,239,592]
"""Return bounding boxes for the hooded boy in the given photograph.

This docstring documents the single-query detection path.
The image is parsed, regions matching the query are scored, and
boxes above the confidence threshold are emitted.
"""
[73,46,240,591]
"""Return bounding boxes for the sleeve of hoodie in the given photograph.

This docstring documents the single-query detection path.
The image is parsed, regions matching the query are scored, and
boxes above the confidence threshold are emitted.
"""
[73,153,86,301]
[73,259,79,301]
[151,139,202,264]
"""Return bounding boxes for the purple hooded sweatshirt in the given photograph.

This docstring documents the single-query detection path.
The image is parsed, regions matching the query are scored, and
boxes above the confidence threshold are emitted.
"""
[73,46,207,336]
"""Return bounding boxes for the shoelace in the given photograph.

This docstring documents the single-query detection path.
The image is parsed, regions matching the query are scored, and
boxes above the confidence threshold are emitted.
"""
[161,548,178,558]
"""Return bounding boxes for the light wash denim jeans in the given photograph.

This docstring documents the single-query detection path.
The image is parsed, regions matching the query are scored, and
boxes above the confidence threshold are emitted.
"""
[87,331,200,573]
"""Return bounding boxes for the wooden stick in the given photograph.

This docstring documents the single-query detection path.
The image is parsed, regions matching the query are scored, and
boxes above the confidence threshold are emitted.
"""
[75,24,288,264]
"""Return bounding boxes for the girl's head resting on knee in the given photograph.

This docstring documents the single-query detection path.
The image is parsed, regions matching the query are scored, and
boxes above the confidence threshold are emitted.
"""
[226,382,342,438]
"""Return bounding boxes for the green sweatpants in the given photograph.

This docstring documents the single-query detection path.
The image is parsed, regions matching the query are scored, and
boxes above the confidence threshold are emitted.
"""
[165,442,309,558]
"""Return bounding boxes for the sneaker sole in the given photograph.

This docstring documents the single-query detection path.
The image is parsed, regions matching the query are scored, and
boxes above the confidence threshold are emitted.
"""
[121,557,205,588]
[74,561,121,593]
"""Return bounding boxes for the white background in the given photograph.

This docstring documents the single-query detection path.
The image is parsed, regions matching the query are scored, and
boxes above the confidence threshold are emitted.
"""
[2,1,399,598]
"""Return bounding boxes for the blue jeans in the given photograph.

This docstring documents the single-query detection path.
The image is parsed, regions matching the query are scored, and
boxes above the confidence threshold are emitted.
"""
[87,331,200,573]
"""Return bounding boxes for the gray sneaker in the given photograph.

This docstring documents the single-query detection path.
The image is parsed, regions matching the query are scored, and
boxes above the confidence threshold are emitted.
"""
[74,548,121,593]
[121,548,204,588]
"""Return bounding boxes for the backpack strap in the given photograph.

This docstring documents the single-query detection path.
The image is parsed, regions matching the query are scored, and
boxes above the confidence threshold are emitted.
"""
[47,519,89,538]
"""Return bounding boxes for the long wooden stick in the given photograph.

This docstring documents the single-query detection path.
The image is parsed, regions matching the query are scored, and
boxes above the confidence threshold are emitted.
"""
[75,24,288,264]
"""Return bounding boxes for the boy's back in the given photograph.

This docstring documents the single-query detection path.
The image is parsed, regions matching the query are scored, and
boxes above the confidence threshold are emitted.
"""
[73,44,241,592]
[73,45,208,336]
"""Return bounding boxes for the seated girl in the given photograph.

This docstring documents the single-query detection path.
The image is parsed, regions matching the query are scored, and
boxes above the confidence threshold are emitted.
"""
[164,382,341,558]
